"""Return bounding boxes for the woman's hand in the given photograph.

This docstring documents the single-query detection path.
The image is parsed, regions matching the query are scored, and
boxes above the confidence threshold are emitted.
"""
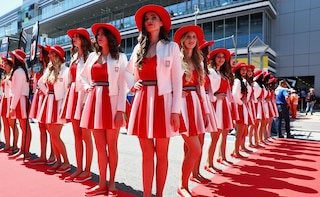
[130,80,143,93]
[171,113,180,131]
[114,111,125,129]
[204,113,210,128]
[86,86,93,92]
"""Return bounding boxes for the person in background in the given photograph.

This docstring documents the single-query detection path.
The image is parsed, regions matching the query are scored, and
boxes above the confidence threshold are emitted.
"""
[29,44,55,165]
[275,79,293,138]
[81,23,127,196]
[290,89,299,118]
[62,28,94,183]
[37,45,71,172]
[7,49,32,161]
[305,88,316,115]
[174,25,210,197]
[126,5,182,197]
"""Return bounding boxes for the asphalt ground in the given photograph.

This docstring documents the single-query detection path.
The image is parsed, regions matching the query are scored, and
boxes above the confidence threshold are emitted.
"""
[0,110,319,196]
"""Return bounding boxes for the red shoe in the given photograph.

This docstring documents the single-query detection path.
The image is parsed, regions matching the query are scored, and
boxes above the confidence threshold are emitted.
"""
[217,158,233,166]
[47,166,59,173]
[46,158,56,165]
[108,190,118,197]
[29,159,46,165]
[64,176,74,183]
[56,164,71,173]
[74,173,92,183]
[85,186,107,196]
[230,153,248,159]
[189,176,210,184]
[204,165,218,174]
[177,187,192,197]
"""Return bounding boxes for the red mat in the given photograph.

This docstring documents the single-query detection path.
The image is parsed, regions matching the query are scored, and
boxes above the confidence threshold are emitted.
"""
[193,139,320,197]
[0,152,137,197]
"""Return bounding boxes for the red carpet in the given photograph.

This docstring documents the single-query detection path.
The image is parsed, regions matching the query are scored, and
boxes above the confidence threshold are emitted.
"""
[0,152,137,197]
[193,139,320,197]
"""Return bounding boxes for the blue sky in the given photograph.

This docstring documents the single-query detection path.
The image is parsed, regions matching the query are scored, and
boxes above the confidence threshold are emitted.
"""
[0,0,23,17]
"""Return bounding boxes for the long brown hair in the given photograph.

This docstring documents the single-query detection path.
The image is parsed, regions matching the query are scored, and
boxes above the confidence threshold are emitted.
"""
[94,27,123,60]
[43,52,63,83]
[180,32,204,85]
[135,13,169,70]
[70,34,93,63]
[210,53,234,86]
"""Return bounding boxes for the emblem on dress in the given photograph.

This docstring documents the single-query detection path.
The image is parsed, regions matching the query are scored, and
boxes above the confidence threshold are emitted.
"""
[59,77,63,82]
[115,67,119,72]
[165,60,170,67]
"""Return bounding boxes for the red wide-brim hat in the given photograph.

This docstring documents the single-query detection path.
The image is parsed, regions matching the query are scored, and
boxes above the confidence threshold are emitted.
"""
[135,4,171,34]
[1,57,13,64]
[199,39,214,50]
[174,25,204,46]
[232,62,249,73]
[247,64,255,71]
[37,44,51,53]
[253,69,264,81]
[9,49,26,64]
[49,45,65,62]
[91,23,121,45]
[208,48,231,61]
[67,27,91,43]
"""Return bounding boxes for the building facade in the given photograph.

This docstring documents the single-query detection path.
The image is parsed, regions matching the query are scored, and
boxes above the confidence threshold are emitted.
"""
[0,0,319,94]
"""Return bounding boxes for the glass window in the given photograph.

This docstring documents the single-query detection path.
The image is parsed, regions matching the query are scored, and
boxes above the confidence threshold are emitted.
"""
[250,13,262,42]
[203,22,213,42]
[237,15,249,48]
[214,20,224,48]
[225,17,236,49]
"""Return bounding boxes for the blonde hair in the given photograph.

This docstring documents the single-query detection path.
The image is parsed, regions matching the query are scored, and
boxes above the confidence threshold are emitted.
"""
[180,33,204,85]
[43,53,63,83]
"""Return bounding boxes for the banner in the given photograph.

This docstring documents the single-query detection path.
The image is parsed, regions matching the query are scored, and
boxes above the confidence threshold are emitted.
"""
[18,28,27,52]
[0,37,10,59]
[29,21,39,66]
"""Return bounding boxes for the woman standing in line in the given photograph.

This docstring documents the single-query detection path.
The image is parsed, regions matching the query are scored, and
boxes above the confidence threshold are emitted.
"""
[7,49,32,161]
[174,25,210,197]
[207,48,234,166]
[126,5,182,197]
[80,23,127,196]
[0,57,18,153]
[263,73,278,141]
[38,45,70,173]
[61,28,94,183]
[253,70,267,147]
[246,64,258,148]
[199,39,221,174]
[231,62,250,158]
[29,44,55,165]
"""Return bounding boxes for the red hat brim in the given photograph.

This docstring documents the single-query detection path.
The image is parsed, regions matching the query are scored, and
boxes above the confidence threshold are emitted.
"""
[253,70,264,81]
[232,62,249,73]
[174,25,204,46]
[199,40,214,50]
[247,64,255,71]
[91,23,121,45]
[49,45,65,62]
[9,50,26,64]
[135,4,171,34]
[67,28,91,43]
[209,48,231,61]
[1,57,13,64]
